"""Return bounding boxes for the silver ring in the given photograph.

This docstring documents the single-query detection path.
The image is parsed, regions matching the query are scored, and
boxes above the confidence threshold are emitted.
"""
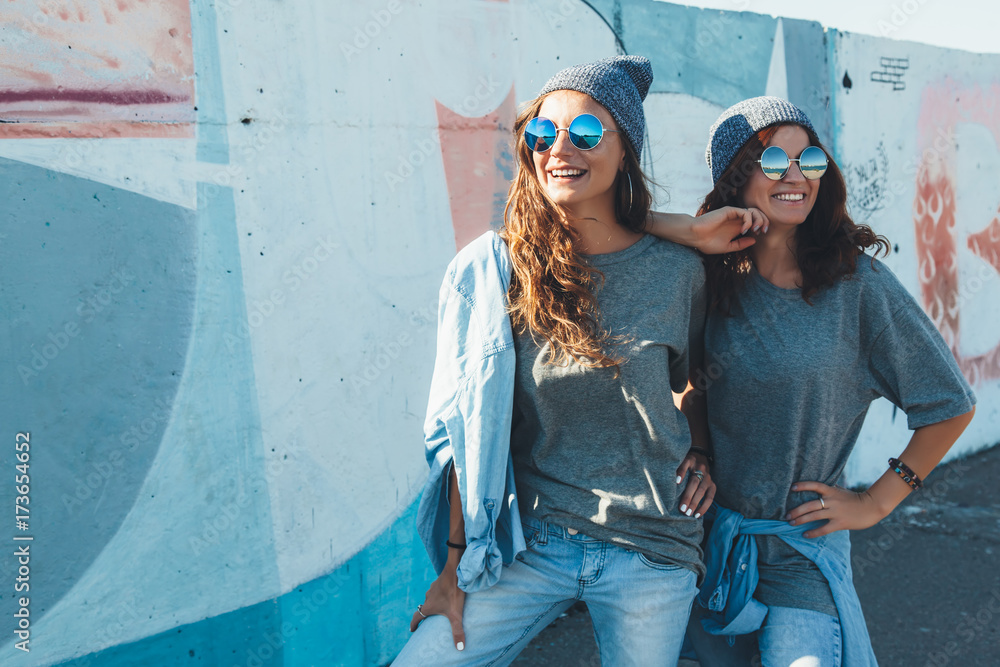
[692,470,705,480]
[417,604,428,618]
[819,497,826,510]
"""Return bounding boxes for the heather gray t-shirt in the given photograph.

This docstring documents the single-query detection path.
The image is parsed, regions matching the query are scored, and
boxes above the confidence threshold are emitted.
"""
[511,234,708,580]
[705,257,976,616]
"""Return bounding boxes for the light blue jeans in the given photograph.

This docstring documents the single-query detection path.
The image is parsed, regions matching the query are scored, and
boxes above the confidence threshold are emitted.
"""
[393,515,698,666]
[688,602,843,667]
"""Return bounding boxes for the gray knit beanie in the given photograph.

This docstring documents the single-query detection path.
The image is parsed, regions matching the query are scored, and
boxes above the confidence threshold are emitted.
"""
[537,55,653,159]
[706,96,816,184]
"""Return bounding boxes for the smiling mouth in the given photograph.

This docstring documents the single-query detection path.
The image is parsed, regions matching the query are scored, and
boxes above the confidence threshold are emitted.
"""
[773,193,805,202]
[549,168,587,180]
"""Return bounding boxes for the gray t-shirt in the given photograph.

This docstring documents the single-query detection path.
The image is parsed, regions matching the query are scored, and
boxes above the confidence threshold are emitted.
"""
[510,234,708,580]
[705,257,976,616]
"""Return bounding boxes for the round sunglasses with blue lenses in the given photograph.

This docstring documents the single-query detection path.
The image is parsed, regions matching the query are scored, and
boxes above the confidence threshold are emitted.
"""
[524,113,619,153]
[758,145,829,180]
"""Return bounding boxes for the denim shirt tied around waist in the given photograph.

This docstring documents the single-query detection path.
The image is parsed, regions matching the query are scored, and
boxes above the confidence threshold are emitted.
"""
[415,230,525,593]
[699,505,878,666]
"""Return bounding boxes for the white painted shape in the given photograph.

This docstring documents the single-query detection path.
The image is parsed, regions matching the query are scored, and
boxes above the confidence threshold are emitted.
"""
[955,121,1000,356]
[216,0,439,599]
[765,17,788,100]
[644,92,723,215]
[956,248,1000,356]
[0,139,197,209]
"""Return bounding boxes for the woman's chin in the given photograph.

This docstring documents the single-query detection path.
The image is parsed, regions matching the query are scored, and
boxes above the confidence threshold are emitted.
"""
[544,191,581,209]
[768,213,811,228]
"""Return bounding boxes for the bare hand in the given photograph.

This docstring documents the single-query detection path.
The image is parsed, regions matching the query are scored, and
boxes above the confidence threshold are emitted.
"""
[410,563,467,651]
[785,481,887,538]
[691,206,769,254]
[676,452,715,518]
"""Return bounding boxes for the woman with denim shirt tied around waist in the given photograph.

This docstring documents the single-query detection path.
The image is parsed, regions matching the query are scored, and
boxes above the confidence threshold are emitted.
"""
[393,56,769,667]
[650,97,977,666]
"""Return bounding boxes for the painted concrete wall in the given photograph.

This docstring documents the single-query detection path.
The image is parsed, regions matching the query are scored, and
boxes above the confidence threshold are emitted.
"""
[0,1,996,665]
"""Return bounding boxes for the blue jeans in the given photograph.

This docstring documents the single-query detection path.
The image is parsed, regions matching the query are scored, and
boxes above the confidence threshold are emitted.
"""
[688,603,843,667]
[394,515,698,666]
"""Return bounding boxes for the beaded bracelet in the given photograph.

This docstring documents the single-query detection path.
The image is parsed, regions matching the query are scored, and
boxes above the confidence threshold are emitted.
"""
[888,457,923,491]
[446,540,467,550]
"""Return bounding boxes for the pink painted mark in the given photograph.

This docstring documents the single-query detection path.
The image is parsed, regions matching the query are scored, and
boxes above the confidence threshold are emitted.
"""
[435,86,517,251]
[914,78,1000,385]
[0,88,188,105]
[0,0,194,138]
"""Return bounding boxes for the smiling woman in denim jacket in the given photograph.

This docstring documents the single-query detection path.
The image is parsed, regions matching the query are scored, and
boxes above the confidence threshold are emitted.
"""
[393,56,768,667]
[650,97,977,666]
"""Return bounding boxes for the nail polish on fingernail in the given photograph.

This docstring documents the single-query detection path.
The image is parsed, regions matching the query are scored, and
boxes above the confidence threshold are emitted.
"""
[686,508,693,517]
[457,642,465,651]
[695,513,701,519]
[753,224,761,232]
[676,475,682,484]
[680,504,687,513]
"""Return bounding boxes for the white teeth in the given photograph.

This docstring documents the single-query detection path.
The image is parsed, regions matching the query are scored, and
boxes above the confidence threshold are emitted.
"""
[774,193,804,201]
[551,169,584,177]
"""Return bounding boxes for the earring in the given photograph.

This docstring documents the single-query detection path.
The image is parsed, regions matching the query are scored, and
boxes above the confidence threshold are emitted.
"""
[626,171,633,211]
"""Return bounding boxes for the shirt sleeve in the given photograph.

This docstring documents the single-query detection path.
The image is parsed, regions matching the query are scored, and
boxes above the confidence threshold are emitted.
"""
[866,288,976,430]
[416,270,465,576]
[669,257,707,393]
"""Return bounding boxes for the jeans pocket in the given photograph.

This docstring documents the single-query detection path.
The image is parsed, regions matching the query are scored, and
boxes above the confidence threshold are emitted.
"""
[636,551,682,571]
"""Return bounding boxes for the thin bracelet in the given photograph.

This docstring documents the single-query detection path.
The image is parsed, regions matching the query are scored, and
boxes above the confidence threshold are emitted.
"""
[888,457,923,491]
[446,540,467,550]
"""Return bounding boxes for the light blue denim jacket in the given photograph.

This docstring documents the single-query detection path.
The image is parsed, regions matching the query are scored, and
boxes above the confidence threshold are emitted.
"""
[415,230,526,593]
[698,505,878,666]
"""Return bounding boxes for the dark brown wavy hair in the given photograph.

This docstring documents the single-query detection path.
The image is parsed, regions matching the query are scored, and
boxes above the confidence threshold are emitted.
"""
[500,94,653,372]
[700,124,890,314]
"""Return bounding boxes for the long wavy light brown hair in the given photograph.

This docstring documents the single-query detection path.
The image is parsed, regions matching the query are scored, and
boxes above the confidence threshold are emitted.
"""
[500,94,653,372]
[701,123,890,314]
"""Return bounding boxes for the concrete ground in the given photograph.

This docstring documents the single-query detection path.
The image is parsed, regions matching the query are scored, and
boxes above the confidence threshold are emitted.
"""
[511,445,1000,667]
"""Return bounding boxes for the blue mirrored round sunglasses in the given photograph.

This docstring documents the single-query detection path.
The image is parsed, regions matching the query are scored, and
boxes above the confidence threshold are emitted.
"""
[524,113,618,153]
[758,145,829,180]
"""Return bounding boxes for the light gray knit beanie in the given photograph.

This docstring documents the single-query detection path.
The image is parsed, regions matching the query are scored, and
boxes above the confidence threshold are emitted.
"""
[537,55,653,159]
[706,96,816,184]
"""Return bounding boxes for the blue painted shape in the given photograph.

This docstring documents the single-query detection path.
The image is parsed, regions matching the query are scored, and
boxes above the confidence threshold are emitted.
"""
[0,157,197,625]
[583,0,778,106]
[52,498,435,667]
[191,0,230,164]
[138,176,282,641]
[827,29,844,161]
[783,18,834,146]
[56,598,284,667]
[281,498,436,666]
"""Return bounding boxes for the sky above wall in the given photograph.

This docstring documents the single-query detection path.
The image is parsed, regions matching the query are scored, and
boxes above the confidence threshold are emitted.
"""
[661,0,999,54]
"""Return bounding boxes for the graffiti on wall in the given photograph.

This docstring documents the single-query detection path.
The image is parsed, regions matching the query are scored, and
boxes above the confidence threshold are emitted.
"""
[844,141,890,212]
[436,86,516,250]
[0,0,194,137]
[870,56,909,91]
[1,1,999,665]
[913,78,1000,386]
